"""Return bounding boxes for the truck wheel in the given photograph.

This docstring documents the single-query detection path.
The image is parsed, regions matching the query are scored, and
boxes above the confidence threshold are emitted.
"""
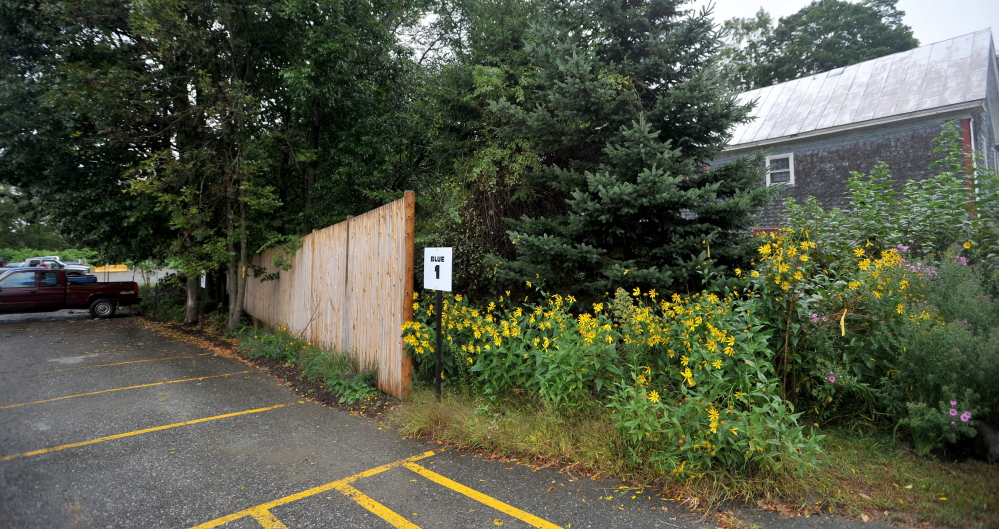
[89,298,117,318]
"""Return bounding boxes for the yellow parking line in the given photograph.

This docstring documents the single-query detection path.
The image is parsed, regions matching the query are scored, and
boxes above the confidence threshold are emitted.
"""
[189,451,436,529]
[404,463,564,529]
[1,403,295,461]
[0,371,252,410]
[46,353,213,373]
[247,507,289,529]
[332,483,422,528]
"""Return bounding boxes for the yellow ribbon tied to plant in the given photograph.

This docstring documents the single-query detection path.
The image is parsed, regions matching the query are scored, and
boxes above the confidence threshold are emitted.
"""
[840,309,848,336]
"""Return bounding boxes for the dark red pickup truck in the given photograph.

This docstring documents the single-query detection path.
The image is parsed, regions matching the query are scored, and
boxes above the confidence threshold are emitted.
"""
[0,268,141,318]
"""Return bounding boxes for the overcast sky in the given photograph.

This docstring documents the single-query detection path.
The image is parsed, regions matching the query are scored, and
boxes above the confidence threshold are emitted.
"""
[690,0,999,47]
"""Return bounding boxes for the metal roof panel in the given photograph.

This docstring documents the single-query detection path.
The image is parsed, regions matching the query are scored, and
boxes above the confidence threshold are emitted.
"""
[724,29,995,148]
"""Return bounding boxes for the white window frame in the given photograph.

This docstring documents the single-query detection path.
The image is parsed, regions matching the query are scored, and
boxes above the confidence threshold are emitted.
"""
[766,153,795,186]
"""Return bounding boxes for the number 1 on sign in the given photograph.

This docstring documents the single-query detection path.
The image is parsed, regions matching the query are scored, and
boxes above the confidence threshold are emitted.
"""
[435,264,440,280]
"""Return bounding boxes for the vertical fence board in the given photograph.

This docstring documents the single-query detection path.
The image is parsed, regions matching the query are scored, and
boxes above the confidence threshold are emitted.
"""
[243,193,415,399]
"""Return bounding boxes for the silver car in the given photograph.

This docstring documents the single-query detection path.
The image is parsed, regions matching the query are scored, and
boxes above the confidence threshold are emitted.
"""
[23,257,91,276]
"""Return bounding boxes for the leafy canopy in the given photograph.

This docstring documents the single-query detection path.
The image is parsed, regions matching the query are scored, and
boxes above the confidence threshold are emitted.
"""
[718,0,918,90]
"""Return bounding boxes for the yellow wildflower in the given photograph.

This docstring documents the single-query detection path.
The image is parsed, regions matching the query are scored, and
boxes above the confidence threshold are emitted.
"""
[647,391,660,404]
[963,241,973,249]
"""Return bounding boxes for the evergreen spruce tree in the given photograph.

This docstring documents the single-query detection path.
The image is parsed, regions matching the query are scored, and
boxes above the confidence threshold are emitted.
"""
[486,0,775,299]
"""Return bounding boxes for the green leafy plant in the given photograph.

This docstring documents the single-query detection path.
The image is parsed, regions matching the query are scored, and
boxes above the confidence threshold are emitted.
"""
[404,284,822,475]
[901,388,978,456]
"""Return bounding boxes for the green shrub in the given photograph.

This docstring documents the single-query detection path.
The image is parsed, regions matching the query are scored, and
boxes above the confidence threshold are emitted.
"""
[239,325,300,362]
[403,286,822,476]
[922,256,999,333]
[239,326,381,405]
[901,389,979,456]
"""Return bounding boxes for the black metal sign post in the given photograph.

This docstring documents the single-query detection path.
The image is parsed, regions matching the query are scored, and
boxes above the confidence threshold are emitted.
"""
[434,289,443,402]
[424,248,453,403]
[199,271,206,335]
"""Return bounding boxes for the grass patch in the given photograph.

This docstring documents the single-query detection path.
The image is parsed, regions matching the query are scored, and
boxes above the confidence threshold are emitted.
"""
[796,430,999,528]
[237,324,380,405]
[391,389,999,528]
[391,388,624,476]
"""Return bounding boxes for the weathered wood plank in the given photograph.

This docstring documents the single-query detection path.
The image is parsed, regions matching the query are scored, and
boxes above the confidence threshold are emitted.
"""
[243,195,415,399]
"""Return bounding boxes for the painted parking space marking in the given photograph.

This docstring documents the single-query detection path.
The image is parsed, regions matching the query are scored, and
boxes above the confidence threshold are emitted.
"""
[0,370,252,410]
[404,462,564,529]
[190,451,564,529]
[331,483,422,529]
[246,507,291,529]
[1,402,296,461]
[43,352,213,373]
[190,451,436,529]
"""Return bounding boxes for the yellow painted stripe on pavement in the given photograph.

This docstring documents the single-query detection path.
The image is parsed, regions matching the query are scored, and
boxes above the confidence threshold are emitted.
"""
[1,403,295,461]
[248,507,289,529]
[46,353,212,373]
[332,482,422,528]
[189,451,436,529]
[0,371,251,409]
[404,463,564,529]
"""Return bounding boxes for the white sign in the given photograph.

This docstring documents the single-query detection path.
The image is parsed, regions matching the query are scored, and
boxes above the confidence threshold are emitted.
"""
[423,247,453,292]
[200,271,206,289]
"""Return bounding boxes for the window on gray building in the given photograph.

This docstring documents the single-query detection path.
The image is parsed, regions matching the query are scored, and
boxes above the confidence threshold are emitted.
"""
[766,154,794,186]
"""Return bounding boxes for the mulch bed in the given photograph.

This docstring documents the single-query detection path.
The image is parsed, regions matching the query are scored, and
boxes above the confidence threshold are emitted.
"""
[138,317,399,418]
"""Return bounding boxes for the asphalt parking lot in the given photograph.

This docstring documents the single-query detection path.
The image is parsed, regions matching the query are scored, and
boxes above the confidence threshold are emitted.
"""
[0,312,722,529]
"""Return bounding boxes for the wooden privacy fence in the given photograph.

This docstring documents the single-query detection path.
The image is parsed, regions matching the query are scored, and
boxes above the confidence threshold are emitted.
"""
[243,192,415,399]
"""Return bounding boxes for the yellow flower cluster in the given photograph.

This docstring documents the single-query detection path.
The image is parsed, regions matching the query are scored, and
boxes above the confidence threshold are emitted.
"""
[755,229,817,292]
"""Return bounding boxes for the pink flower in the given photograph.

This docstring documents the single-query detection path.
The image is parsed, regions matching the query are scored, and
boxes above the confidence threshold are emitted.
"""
[961,412,972,422]
[810,314,820,323]
[950,400,957,406]
[949,409,958,416]
[827,376,836,383]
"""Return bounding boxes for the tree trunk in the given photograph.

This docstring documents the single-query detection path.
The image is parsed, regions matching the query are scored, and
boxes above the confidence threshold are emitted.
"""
[184,276,199,324]
[227,191,248,331]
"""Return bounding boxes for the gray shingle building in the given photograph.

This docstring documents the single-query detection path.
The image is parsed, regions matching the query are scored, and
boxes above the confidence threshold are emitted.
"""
[719,29,999,229]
